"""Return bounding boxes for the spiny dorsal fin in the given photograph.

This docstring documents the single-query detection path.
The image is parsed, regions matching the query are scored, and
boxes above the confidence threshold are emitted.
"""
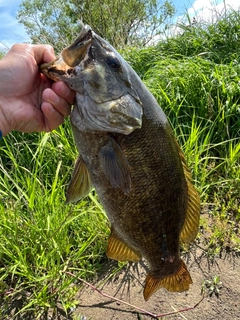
[175,141,200,243]
[143,260,192,301]
[107,228,141,262]
[66,156,92,203]
[99,137,131,194]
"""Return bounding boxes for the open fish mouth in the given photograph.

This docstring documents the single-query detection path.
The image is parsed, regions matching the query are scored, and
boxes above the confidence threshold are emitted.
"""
[40,24,93,78]
[61,24,92,67]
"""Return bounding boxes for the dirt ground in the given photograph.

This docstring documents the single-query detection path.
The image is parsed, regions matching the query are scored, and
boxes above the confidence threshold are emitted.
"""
[73,244,240,320]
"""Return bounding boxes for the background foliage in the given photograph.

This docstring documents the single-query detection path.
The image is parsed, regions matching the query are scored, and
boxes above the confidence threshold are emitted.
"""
[17,0,175,50]
[0,3,239,318]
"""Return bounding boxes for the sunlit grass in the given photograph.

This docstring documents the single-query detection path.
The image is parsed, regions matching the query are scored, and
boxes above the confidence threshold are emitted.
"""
[0,126,109,318]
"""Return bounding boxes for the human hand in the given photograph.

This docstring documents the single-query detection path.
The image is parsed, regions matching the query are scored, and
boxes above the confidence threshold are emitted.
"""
[0,44,75,136]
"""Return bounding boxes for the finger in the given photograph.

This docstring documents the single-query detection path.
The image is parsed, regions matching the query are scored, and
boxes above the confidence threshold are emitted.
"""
[31,44,56,64]
[40,73,54,91]
[52,81,75,105]
[41,101,65,132]
[42,88,71,118]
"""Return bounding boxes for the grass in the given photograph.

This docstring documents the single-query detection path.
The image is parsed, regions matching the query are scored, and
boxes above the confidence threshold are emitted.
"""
[0,8,240,319]
[0,129,109,318]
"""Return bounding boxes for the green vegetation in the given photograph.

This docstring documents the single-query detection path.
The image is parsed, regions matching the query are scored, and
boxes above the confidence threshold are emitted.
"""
[202,275,222,297]
[0,8,240,319]
[17,0,174,50]
[0,128,109,317]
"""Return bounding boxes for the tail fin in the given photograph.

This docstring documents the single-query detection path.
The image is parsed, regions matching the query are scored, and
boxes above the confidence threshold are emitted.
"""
[143,260,192,301]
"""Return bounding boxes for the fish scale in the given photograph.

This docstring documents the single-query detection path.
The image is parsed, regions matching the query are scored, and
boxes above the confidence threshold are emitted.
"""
[40,23,200,301]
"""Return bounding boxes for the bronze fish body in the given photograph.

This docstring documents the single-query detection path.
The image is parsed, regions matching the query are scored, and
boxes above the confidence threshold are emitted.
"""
[41,24,200,301]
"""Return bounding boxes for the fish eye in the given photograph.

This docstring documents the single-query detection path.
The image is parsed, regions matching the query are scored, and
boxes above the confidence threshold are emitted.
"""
[105,56,121,70]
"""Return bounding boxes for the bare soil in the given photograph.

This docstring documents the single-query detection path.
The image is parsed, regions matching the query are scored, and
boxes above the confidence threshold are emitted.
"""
[73,244,240,320]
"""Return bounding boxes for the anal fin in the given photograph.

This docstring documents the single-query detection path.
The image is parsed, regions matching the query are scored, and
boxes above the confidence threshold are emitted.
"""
[99,137,131,194]
[107,228,141,262]
[143,260,192,301]
[66,156,92,203]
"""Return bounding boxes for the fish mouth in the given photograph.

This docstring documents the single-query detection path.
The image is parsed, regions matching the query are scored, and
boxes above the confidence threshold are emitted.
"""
[40,24,93,79]
[61,24,92,67]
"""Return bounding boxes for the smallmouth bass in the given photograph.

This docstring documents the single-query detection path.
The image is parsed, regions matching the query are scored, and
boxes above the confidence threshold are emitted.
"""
[41,24,200,301]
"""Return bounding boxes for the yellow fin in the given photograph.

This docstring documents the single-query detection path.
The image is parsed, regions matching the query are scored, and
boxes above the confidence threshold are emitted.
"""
[66,156,92,203]
[180,174,200,243]
[107,229,141,262]
[175,140,200,243]
[143,260,192,301]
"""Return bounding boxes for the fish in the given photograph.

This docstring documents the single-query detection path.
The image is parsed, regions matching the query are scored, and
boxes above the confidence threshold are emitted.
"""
[40,23,200,301]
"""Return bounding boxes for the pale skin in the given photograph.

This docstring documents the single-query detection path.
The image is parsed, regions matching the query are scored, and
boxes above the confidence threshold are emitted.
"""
[0,43,75,137]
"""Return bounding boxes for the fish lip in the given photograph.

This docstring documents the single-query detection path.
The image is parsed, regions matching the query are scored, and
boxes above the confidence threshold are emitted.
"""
[40,58,58,74]
[40,24,93,76]
[40,57,74,81]
[61,25,93,67]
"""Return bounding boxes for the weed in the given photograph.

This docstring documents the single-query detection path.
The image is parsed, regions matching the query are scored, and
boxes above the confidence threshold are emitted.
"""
[202,275,222,297]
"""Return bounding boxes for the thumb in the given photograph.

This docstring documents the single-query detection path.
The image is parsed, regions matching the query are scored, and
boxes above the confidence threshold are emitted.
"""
[31,44,56,64]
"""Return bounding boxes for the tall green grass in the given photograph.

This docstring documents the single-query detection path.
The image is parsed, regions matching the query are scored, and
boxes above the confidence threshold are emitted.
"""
[0,127,109,318]
[0,8,240,318]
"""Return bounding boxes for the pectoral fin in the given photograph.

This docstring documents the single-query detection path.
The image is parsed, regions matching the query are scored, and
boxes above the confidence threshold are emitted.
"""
[107,228,141,262]
[99,137,131,194]
[66,156,92,203]
[143,260,192,301]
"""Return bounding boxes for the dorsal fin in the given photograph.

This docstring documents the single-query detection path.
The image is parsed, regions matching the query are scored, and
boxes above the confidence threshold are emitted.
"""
[181,171,200,243]
[175,140,200,243]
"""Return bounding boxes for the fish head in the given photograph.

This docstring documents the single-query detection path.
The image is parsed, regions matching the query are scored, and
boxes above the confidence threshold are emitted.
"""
[41,23,142,134]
